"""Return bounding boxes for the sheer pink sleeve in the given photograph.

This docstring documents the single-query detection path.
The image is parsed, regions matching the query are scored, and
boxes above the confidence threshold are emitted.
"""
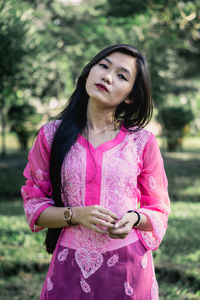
[21,126,55,232]
[136,134,170,251]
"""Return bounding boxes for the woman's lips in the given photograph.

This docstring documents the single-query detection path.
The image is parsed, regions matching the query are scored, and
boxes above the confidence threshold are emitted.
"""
[95,83,108,92]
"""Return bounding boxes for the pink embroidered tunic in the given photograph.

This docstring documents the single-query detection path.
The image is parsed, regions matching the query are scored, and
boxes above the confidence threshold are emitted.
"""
[21,120,170,300]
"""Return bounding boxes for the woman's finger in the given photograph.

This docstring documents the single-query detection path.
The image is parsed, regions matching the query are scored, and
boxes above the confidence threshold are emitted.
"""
[94,218,116,229]
[96,212,117,224]
[97,206,119,220]
[90,224,108,234]
[108,231,119,239]
[109,224,131,235]
[108,232,127,239]
[114,218,128,229]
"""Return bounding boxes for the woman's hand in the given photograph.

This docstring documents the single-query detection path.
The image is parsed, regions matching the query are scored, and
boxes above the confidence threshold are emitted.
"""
[108,212,138,239]
[72,205,119,234]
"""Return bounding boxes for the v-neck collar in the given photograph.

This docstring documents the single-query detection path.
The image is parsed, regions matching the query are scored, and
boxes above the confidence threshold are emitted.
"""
[77,124,127,152]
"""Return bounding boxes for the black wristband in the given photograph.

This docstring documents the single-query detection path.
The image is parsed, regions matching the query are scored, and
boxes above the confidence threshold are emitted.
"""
[127,210,141,227]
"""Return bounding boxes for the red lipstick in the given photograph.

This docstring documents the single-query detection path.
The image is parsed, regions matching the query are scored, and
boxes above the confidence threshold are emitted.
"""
[95,83,108,92]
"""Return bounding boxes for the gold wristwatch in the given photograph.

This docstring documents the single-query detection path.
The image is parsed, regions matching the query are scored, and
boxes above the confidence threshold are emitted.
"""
[63,207,74,225]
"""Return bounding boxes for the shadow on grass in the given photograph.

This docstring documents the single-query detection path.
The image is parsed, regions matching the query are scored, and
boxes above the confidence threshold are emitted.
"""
[163,155,200,202]
[156,265,200,294]
[161,218,200,257]
[0,200,24,215]
[1,259,49,277]
[154,215,200,292]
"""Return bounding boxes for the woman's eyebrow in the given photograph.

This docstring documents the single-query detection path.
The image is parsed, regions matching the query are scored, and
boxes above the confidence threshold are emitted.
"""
[104,57,132,78]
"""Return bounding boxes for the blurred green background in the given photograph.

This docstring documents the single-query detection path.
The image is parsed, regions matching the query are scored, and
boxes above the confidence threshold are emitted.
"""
[0,0,200,299]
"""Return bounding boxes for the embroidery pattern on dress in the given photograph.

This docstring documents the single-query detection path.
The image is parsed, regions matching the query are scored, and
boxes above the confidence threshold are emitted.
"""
[33,184,39,189]
[139,209,166,241]
[47,277,53,291]
[72,223,109,278]
[151,277,159,300]
[57,248,69,262]
[107,254,119,267]
[36,169,43,181]
[61,143,86,208]
[140,230,159,250]
[149,175,157,190]
[133,129,152,158]
[75,248,103,279]
[101,137,141,216]
[141,252,148,269]
[75,225,109,253]
[21,188,27,199]
[80,277,91,293]
[24,198,54,228]
[124,282,134,296]
[43,120,61,148]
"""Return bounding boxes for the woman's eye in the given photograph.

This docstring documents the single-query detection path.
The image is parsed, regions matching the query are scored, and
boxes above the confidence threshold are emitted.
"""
[118,74,127,81]
[99,63,108,69]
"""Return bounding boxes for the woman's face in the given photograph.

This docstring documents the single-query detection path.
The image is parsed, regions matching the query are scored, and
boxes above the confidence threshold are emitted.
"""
[85,51,137,109]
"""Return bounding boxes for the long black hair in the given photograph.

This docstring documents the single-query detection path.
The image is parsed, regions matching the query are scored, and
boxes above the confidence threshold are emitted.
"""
[45,44,153,254]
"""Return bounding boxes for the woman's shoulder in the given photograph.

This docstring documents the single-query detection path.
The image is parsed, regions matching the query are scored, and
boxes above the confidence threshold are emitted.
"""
[42,119,62,148]
[125,126,155,155]
[42,119,62,132]
[126,126,154,143]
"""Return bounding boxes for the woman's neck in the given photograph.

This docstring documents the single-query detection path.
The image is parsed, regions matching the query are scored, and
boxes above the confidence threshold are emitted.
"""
[86,100,119,131]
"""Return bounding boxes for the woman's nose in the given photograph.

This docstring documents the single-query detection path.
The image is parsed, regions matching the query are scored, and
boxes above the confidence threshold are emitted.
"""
[102,72,113,84]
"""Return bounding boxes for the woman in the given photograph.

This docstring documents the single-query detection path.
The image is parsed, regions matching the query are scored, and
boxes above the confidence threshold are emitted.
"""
[21,44,170,299]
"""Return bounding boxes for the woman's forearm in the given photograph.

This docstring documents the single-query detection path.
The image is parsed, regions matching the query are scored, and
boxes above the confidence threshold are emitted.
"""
[35,206,86,228]
[35,206,94,228]
[134,213,153,231]
[35,205,118,231]
[35,206,70,228]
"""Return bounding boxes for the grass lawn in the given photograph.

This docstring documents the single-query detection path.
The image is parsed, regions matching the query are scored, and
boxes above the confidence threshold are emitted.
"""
[155,201,200,299]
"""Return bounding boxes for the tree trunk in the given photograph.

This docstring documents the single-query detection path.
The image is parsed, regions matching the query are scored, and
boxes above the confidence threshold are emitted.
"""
[0,107,6,157]
[0,81,6,157]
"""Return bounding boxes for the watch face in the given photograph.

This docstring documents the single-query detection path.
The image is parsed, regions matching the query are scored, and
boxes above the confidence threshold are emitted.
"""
[64,209,70,221]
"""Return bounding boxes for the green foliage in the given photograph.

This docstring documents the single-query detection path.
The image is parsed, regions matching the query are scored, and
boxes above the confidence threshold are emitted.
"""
[0,0,200,155]
[0,153,27,198]
[103,0,147,17]
[159,106,194,151]
[163,148,200,202]
[8,103,41,151]
[0,0,33,155]
[104,0,200,106]
[0,1,28,80]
